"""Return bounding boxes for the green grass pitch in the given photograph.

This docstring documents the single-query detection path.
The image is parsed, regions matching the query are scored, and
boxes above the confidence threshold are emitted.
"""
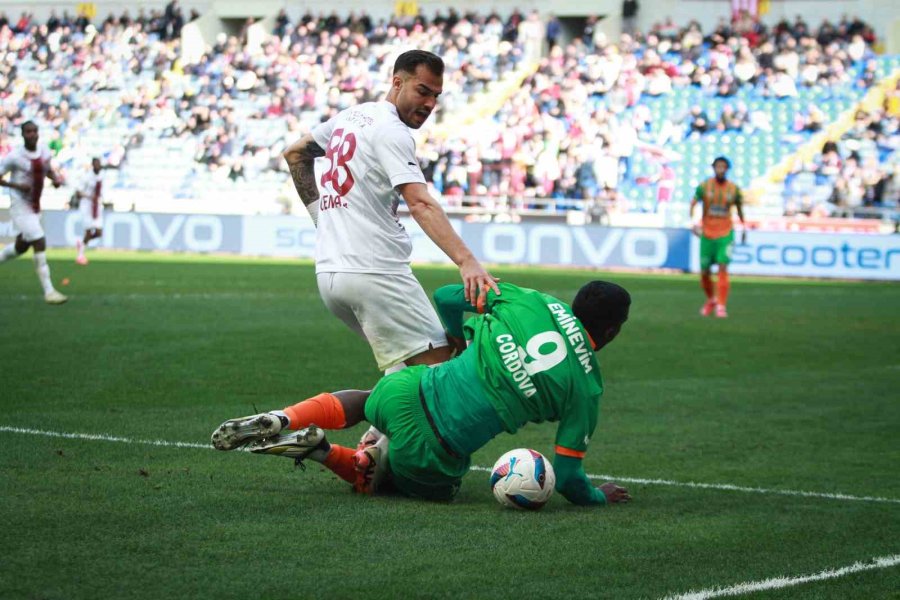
[2,250,899,599]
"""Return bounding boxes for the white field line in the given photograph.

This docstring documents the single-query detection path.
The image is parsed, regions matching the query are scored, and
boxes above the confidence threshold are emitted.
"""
[0,425,211,450]
[6,292,286,302]
[4,425,900,505]
[660,554,900,600]
[468,468,900,505]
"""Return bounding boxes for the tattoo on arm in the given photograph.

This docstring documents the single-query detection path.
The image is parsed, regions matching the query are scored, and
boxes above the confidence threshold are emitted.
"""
[288,144,325,206]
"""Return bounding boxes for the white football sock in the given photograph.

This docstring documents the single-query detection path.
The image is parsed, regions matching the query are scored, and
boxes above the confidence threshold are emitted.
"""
[33,251,55,294]
[0,243,19,262]
[76,239,84,257]
[270,410,290,429]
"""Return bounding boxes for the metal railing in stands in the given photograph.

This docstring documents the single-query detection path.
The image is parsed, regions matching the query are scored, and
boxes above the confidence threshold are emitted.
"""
[397,196,609,216]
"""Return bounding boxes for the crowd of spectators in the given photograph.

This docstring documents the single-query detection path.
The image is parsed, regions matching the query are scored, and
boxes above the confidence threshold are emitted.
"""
[0,6,530,206]
[1,1,194,42]
[784,83,900,217]
[422,12,890,210]
[0,5,895,217]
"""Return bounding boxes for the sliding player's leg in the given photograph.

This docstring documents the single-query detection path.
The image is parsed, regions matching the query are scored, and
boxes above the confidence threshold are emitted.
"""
[212,389,371,487]
[211,390,369,451]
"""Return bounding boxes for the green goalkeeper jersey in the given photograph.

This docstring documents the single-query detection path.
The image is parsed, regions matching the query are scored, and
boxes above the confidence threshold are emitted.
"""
[423,283,604,466]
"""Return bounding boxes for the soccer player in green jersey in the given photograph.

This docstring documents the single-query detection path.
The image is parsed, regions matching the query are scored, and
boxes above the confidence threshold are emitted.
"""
[212,281,632,506]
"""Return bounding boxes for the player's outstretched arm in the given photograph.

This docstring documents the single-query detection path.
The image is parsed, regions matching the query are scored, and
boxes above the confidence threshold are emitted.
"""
[554,455,631,506]
[554,454,607,506]
[283,134,325,222]
[399,182,499,303]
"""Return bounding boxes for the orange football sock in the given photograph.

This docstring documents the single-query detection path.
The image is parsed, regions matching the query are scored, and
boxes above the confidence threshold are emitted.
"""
[701,273,715,300]
[282,393,346,430]
[323,444,358,484]
[718,271,730,306]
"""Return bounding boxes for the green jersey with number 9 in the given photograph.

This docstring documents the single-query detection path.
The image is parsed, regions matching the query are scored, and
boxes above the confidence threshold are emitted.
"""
[427,283,603,460]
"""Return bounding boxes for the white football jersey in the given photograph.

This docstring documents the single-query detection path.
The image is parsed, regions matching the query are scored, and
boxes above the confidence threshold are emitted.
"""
[0,145,53,213]
[79,170,105,203]
[79,170,105,219]
[311,101,426,274]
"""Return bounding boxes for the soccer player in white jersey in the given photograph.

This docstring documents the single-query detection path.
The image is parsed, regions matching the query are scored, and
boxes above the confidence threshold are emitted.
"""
[282,49,499,373]
[0,121,67,304]
[75,157,114,265]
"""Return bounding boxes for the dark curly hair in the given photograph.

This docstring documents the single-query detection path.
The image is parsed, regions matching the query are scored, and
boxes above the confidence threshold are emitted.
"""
[572,281,631,344]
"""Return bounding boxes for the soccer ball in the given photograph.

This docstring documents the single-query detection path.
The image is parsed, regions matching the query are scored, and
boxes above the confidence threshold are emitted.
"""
[490,448,556,510]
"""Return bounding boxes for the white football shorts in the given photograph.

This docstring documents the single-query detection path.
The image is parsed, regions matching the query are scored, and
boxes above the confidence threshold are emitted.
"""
[10,207,45,242]
[80,202,104,230]
[316,271,449,371]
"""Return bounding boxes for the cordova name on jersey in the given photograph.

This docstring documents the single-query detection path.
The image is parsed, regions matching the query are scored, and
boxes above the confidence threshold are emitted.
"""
[495,334,538,398]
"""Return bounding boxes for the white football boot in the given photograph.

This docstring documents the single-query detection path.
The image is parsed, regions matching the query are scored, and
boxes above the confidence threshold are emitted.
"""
[247,426,329,466]
[44,290,68,305]
[211,412,284,450]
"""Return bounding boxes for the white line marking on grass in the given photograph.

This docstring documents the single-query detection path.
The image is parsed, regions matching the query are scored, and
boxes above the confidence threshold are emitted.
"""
[6,292,289,302]
[597,474,900,505]
[469,466,900,505]
[660,554,900,599]
[0,426,211,450]
[4,426,900,505]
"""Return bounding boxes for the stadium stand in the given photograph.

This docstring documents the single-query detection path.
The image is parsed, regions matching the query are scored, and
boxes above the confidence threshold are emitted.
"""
[781,83,899,221]
[433,15,898,227]
[0,7,532,214]
[0,5,897,227]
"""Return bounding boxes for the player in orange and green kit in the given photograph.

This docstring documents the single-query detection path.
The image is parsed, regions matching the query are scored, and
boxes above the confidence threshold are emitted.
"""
[690,156,747,318]
[211,281,632,507]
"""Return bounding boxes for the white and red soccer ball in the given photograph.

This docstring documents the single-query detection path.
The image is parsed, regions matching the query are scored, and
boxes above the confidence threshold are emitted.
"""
[490,448,556,510]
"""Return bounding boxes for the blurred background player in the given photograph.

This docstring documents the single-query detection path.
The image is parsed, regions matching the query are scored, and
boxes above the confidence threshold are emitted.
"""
[0,121,67,304]
[75,157,117,265]
[212,280,632,507]
[636,159,677,217]
[690,156,746,318]
[282,50,499,373]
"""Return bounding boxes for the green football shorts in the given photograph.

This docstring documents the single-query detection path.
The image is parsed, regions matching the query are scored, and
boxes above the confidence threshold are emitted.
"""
[699,231,735,271]
[364,365,471,501]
